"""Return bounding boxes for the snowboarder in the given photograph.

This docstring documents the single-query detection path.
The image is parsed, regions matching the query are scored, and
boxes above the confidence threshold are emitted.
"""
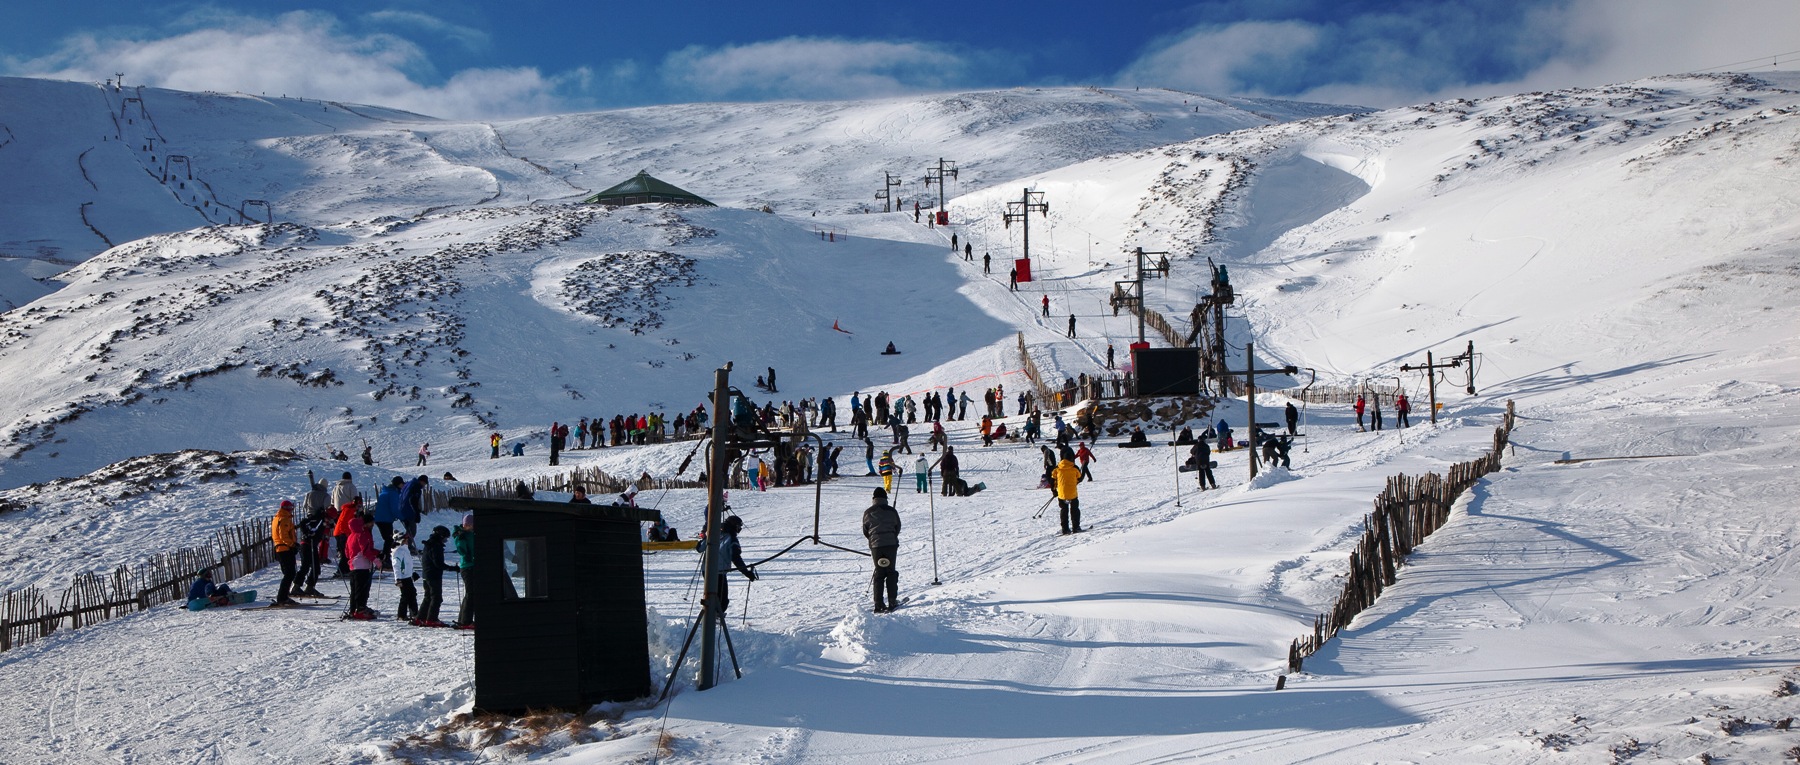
[1286,402,1300,436]
[186,569,234,608]
[1052,458,1082,534]
[863,487,902,612]
[271,500,300,607]
[1190,437,1217,490]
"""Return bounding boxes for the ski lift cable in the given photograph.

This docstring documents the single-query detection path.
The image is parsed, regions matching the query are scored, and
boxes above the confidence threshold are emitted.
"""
[1691,48,1800,74]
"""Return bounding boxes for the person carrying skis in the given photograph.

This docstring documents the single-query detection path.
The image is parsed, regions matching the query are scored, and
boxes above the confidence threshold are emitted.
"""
[1075,441,1097,481]
[271,500,300,607]
[863,487,902,612]
[1052,457,1083,534]
[415,525,452,627]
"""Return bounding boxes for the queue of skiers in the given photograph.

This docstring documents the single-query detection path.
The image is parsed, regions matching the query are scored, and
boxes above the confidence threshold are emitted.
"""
[230,468,474,629]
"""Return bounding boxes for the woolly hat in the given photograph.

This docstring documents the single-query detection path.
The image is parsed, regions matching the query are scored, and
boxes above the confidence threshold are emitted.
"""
[872,487,888,500]
[279,500,294,510]
[431,525,451,538]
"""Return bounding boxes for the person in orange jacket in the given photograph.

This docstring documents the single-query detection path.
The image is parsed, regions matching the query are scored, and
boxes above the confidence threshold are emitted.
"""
[1075,441,1097,480]
[271,500,300,606]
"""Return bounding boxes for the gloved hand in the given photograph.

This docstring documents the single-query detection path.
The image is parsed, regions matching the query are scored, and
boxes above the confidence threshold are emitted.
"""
[745,566,758,582]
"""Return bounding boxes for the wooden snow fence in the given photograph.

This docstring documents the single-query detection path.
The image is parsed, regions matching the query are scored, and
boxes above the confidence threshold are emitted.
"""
[0,520,273,653]
[1286,400,1516,675]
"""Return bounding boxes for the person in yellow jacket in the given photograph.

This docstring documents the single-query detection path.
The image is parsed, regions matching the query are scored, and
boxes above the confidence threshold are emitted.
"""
[272,500,301,606]
[1052,458,1083,535]
[878,449,899,493]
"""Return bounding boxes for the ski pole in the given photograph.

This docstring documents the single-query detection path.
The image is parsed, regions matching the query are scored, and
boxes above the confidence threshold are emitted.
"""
[1032,494,1056,519]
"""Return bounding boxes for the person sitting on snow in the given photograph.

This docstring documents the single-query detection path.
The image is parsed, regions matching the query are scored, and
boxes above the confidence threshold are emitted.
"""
[186,569,233,607]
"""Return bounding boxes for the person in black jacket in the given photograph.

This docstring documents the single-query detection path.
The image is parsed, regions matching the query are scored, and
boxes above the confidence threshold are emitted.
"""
[937,446,961,496]
[416,525,452,626]
[296,505,330,597]
[1190,438,1217,490]
[862,488,902,612]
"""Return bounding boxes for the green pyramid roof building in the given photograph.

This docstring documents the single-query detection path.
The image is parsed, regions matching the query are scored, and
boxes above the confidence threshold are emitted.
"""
[581,170,715,207]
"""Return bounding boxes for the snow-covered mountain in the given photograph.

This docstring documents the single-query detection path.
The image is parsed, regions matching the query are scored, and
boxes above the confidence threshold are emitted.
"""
[0,76,1353,307]
[0,71,1797,764]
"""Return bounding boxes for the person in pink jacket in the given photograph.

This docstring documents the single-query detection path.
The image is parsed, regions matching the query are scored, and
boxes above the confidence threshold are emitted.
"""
[345,515,379,620]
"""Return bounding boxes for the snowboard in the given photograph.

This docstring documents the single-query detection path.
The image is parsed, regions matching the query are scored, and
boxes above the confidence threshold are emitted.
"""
[1177,461,1219,472]
[966,481,986,496]
[187,589,258,611]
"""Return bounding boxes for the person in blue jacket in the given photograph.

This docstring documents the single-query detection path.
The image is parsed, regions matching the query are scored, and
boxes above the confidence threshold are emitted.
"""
[187,569,232,607]
[374,477,405,569]
[401,474,429,540]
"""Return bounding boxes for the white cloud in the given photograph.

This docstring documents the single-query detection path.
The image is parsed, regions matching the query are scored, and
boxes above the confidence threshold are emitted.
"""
[1117,0,1800,108]
[8,11,584,119]
[363,10,491,52]
[661,37,980,101]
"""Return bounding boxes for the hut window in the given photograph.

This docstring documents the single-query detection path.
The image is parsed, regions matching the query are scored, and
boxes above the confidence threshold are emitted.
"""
[502,537,548,599]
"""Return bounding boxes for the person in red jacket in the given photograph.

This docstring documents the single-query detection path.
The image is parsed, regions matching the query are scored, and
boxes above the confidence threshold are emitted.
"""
[1396,393,1412,428]
[1354,394,1367,432]
[1075,442,1097,481]
[332,497,360,579]
[345,514,379,620]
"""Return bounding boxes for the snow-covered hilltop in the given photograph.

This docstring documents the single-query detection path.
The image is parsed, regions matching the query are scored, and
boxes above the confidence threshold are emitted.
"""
[0,71,1797,764]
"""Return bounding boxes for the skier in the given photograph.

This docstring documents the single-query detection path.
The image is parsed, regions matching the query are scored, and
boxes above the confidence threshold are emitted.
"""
[1052,457,1083,534]
[1075,441,1097,481]
[1067,313,1077,338]
[914,454,930,493]
[983,252,991,275]
[708,515,758,612]
[863,487,902,612]
[951,233,959,251]
[964,243,973,261]
[451,514,476,629]
[1009,267,1018,291]
[767,366,777,393]
[374,477,404,569]
[361,445,373,465]
[296,501,330,597]
[1107,344,1115,370]
[1354,394,1366,431]
[401,474,428,540]
[415,525,452,627]
[331,496,359,579]
[1041,294,1050,317]
[938,445,961,496]
[1286,402,1300,436]
[1396,394,1411,428]
[490,432,502,459]
[863,437,877,476]
[271,500,300,607]
[392,533,418,623]
[345,513,379,620]
[1372,398,1385,431]
[878,449,899,493]
[416,443,429,467]
[958,390,972,420]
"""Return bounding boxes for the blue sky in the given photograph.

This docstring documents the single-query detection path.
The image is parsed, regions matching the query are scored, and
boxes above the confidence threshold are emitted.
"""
[3,1,1797,118]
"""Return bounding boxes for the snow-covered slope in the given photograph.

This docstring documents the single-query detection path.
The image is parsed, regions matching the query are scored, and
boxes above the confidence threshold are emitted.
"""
[1,72,1798,764]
